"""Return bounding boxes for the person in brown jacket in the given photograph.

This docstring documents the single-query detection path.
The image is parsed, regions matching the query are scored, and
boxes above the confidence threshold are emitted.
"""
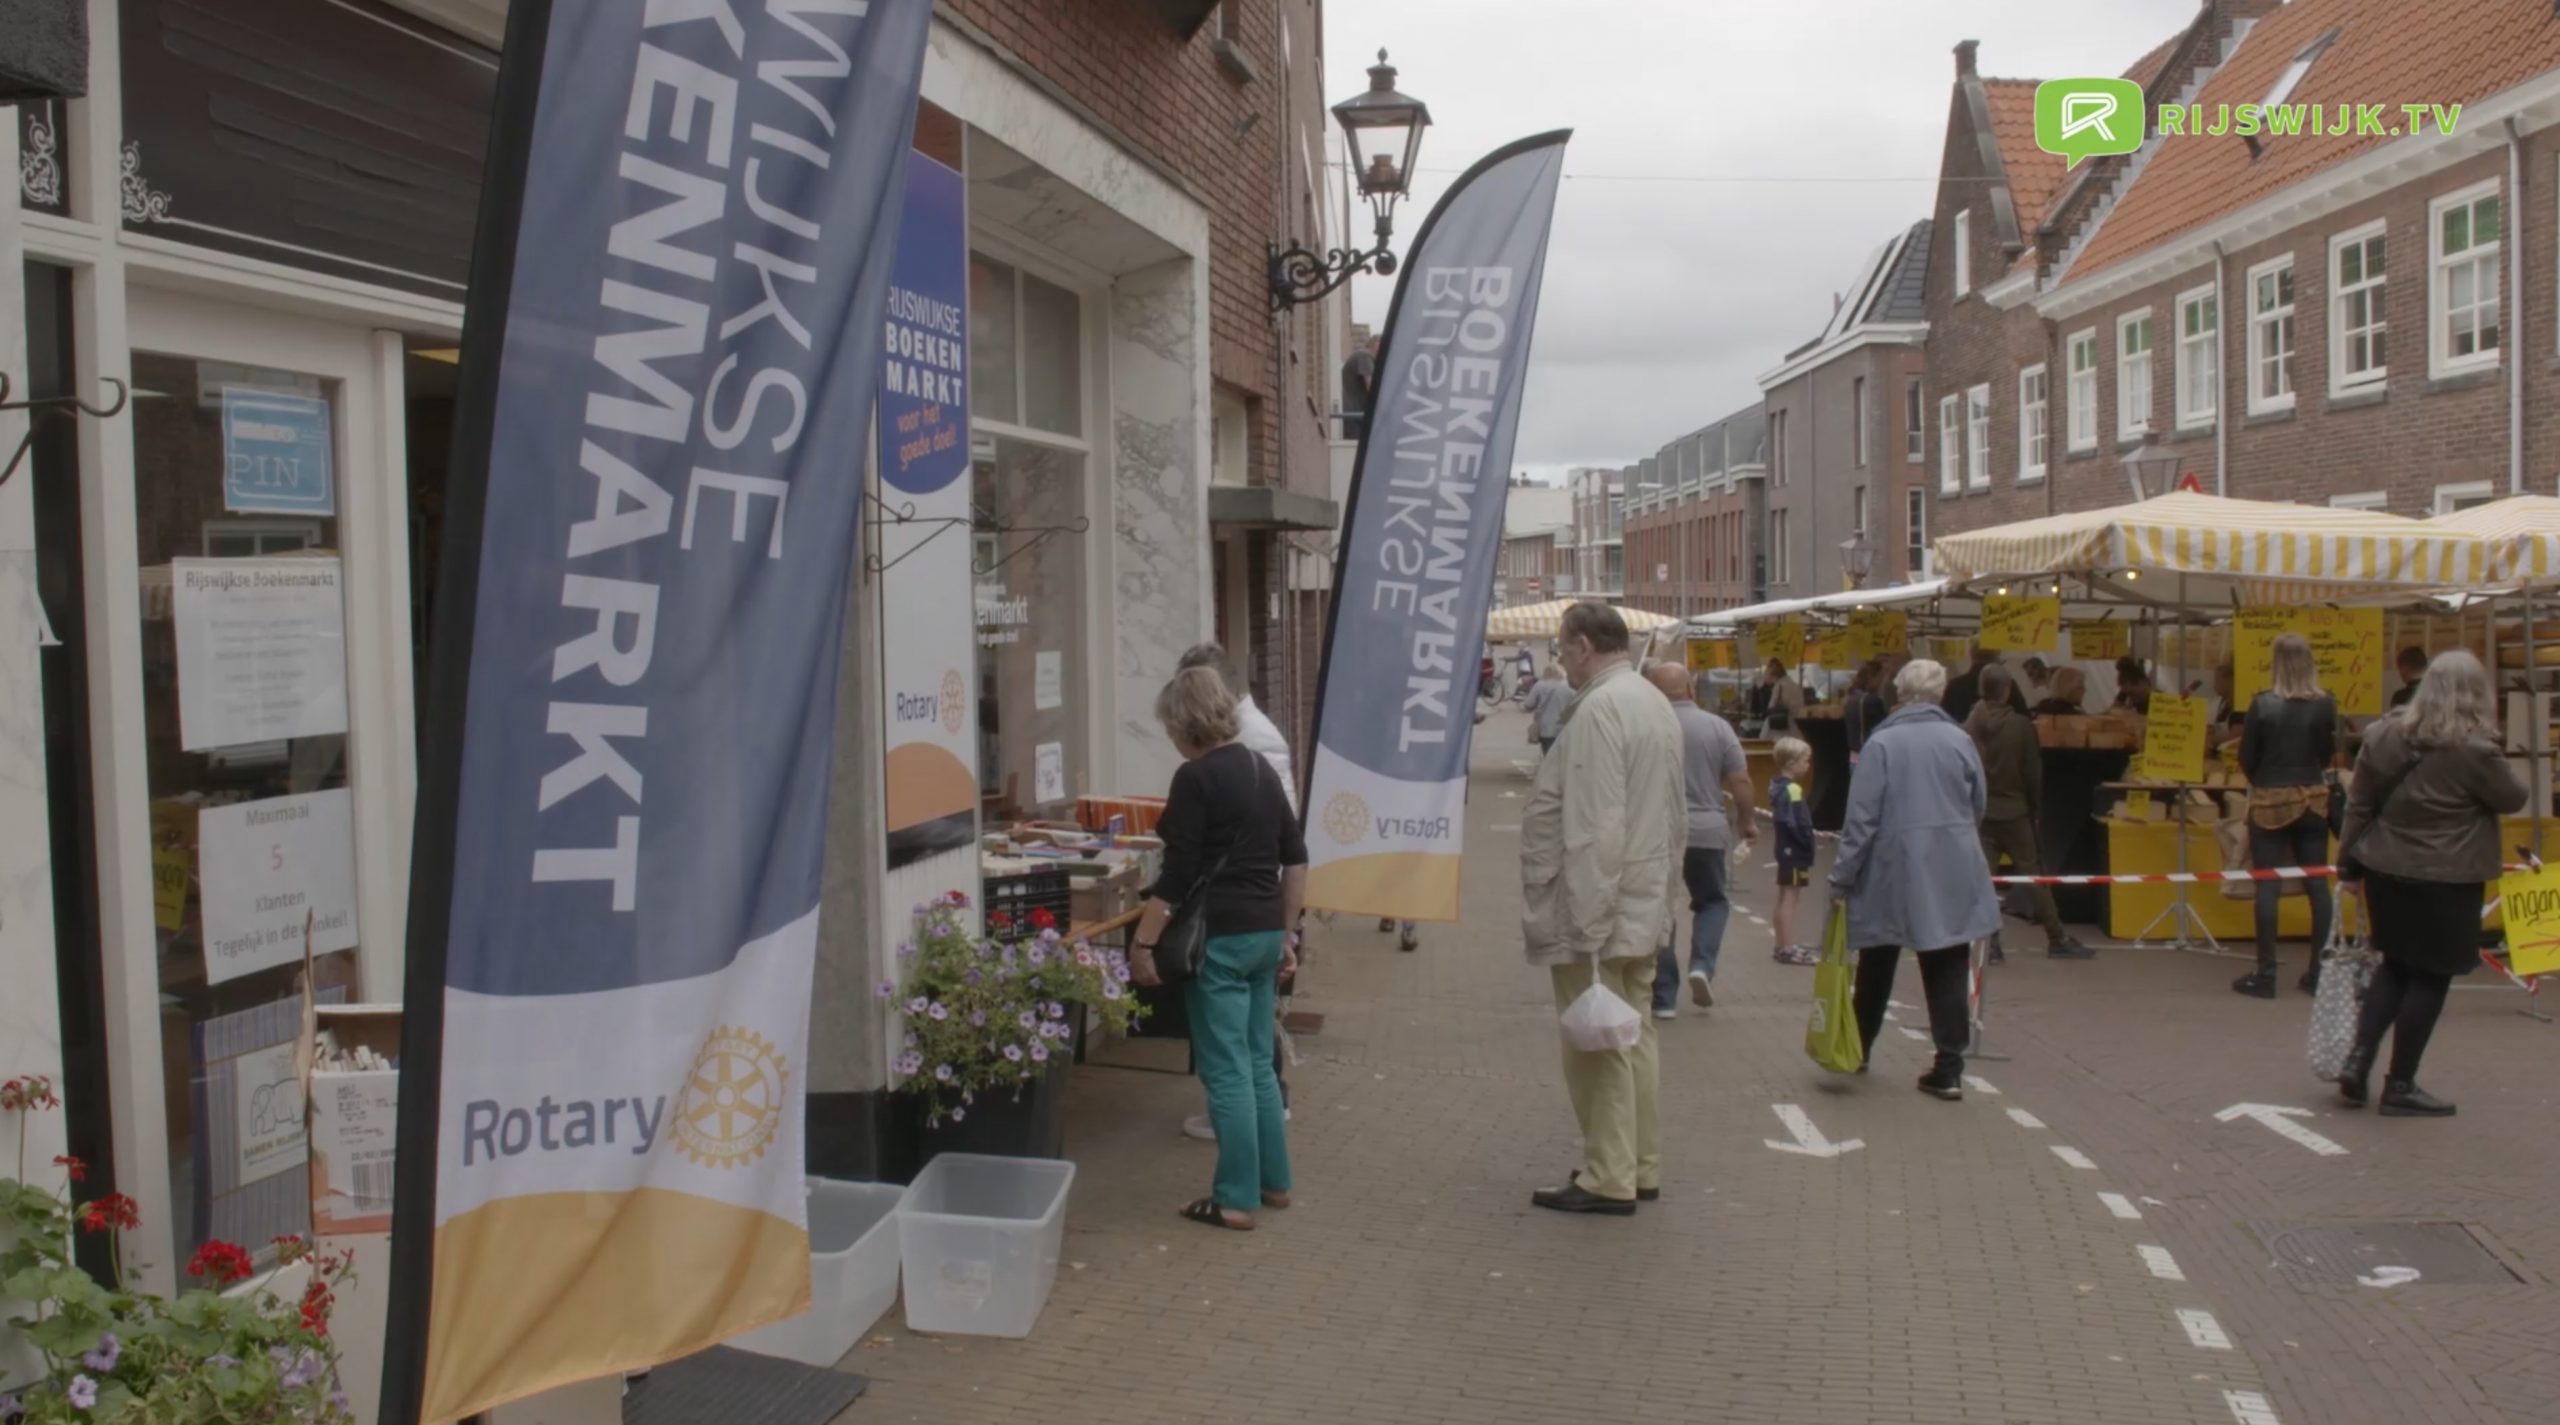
[1967,665,2092,960]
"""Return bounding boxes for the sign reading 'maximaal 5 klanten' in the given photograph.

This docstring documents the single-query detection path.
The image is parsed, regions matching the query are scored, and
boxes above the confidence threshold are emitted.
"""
[1303,133,1569,923]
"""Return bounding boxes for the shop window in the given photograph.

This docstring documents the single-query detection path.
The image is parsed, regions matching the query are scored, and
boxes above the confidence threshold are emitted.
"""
[129,354,361,1265]
[973,437,1089,821]
[970,253,1085,439]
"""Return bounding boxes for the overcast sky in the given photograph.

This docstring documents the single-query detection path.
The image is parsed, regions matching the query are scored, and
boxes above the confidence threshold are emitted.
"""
[1334,0,2200,484]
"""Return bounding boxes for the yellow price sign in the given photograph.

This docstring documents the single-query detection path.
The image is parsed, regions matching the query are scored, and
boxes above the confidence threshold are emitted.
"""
[1756,618,1805,667]
[2498,862,2560,977]
[2134,693,2209,783]
[2070,622,2130,660]
[2233,606,2386,715]
[1980,595,2062,653]
[1845,610,1907,664]
[1686,638,1736,673]
[1803,636,1836,669]
[1929,637,1972,664]
[2123,790,2155,820]
[152,847,190,932]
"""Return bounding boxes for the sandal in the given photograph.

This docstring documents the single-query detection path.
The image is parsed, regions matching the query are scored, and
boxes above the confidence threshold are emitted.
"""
[1178,1197,1254,1231]
[1260,1190,1291,1210]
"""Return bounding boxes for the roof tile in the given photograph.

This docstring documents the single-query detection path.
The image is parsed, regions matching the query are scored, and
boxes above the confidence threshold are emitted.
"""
[2072,0,2560,281]
[1984,78,2070,248]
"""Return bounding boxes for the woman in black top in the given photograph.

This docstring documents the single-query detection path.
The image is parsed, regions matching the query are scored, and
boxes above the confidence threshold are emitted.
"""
[1131,667,1307,1230]
[2236,634,2338,998]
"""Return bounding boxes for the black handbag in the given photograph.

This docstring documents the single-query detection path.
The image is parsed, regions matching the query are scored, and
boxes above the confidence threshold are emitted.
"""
[1149,847,1229,989]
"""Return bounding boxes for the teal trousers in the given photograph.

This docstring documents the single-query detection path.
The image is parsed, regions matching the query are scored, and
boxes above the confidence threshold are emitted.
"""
[1187,930,1293,1212]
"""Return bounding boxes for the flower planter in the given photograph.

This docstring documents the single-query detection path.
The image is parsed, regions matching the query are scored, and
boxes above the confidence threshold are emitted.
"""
[913,1063,1066,1167]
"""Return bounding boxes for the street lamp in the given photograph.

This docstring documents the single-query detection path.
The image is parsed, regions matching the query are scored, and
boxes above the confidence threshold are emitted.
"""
[1269,50,1432,312]
[1839,533,1876,589]
[2120,432,2185,502]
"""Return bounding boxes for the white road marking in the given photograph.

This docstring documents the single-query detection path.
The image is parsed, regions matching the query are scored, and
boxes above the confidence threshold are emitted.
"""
[2214,1102,2348,1157]
[2098,1192,2142,1220]
[2223,1391,2281,1425]
[1763,1103,1865,1158]
[1963,1075,2001,1096]
[2005,1108,2047,1130]
[2137,1245,2186,1281]
[1897,1026,1929,1041]
[2358,1265,2421,1288]
[2178,1309,2233,1350]
[2051,1145,2097,1170]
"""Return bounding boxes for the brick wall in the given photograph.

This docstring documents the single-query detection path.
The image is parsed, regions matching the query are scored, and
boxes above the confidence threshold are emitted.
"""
[1935,144,2543,535]
[946,0,1332,497]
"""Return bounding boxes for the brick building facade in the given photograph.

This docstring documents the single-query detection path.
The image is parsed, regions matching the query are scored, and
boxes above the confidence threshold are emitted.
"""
[1927,0,2560,540]
[1623,403,1766,616]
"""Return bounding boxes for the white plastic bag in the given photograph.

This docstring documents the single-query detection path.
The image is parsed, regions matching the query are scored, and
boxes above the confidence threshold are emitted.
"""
[1559,956,1643,1053]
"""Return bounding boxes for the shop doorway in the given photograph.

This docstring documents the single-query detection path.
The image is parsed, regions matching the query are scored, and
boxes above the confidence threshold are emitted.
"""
[112,288,414,1270]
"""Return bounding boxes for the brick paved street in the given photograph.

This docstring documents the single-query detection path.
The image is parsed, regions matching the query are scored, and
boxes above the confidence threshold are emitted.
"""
[842,709,2560,1425]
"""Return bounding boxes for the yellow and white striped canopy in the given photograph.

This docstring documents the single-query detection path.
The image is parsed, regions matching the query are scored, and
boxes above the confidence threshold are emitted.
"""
[1932,492,2486,604]
[1483,598,1681,642]
[2426,494,2560,586]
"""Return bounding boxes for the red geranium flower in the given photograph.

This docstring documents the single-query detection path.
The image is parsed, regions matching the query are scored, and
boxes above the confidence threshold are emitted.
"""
[51,1155,85,1183]
[78,1193,140,1234]
[0,1076,58,1112]
[187,1239,256,1284]
[1030,907,1057,930]
[299,1276,335,1336]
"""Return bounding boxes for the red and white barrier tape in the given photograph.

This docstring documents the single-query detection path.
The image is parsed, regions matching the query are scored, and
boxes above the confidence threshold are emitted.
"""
[1988,863,2539,888]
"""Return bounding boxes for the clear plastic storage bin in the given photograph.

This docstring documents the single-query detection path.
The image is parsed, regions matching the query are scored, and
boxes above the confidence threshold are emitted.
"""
[896,1153,1075,1338]
[728,1178,905,1366]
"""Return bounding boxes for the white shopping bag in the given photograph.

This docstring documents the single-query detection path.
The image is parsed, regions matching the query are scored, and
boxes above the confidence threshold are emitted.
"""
[1559,955,1642,1053]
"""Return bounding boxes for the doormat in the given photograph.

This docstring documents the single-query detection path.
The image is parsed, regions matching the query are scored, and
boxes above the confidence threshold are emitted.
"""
[622,1347,868,1425]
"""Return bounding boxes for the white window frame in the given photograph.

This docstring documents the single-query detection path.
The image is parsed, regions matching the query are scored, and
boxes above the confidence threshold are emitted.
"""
[2330,219,2389,395]
[2433,480,2496,516]
[2066,328,2099,452]
[2329,490,2388,512]
[1851,484,1868,538]
[1938,393,1960,495]
[2174,284,2218,429]
[1905,377,1925,463]
[1965,383,1991,491]
[2017,364,2048,484]
[2429,180,2502,379]
[2116,307,2154,442]
[1852,376,1868,467]
[1905,487,1929,576]
[2246,254,2297,416]
[1953,209,1972,297]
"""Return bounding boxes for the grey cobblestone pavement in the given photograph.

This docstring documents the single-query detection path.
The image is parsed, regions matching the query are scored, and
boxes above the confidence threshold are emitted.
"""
[838,709,2559,1424]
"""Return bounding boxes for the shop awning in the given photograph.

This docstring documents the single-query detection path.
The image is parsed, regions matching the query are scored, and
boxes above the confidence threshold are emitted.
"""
[2427,494,2560,587]
[1690,579,1951,630]
[1207,485,1339,532]
[1483,599,1681,642]
[1931,491,2488,606]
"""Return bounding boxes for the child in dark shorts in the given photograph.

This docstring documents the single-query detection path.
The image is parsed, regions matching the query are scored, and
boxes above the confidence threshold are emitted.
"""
[1770,737,1818,964]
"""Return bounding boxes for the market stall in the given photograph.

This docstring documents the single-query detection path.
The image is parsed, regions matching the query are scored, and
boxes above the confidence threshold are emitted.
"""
[1934,492,2491,945]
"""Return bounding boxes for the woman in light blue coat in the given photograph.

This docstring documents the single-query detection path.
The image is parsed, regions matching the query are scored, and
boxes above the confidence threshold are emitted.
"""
[1829,659,2003,1100]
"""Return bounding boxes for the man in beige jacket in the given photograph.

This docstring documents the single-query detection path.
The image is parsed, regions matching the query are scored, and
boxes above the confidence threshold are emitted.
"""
[1520,603,1688,1215]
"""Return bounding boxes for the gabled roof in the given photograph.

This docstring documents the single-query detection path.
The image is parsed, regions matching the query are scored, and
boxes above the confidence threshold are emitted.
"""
[2124,30,2186,88]
[2071,0,2560,282]
[1759,220,1931,387]
[1983,78,2070,249]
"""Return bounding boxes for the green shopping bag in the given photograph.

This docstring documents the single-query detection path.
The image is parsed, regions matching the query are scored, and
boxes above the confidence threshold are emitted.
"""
[1805,903,1864,1073]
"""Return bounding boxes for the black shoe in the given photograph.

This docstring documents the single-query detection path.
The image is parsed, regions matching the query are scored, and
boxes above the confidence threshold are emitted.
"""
[1398,927,1418,952]
[2298,966,2322,995]
[2378,1079,2456,1117]
[1987,942,2008,966]
[1573,1170,1658,1202]
[2046,937,2096,960]
[1377,918,1395,933]
[2337,1046,2374,1107]
[1916,1067,1964,1101]
[1531,1182,1637,1215]
[2232,971,2278,999]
